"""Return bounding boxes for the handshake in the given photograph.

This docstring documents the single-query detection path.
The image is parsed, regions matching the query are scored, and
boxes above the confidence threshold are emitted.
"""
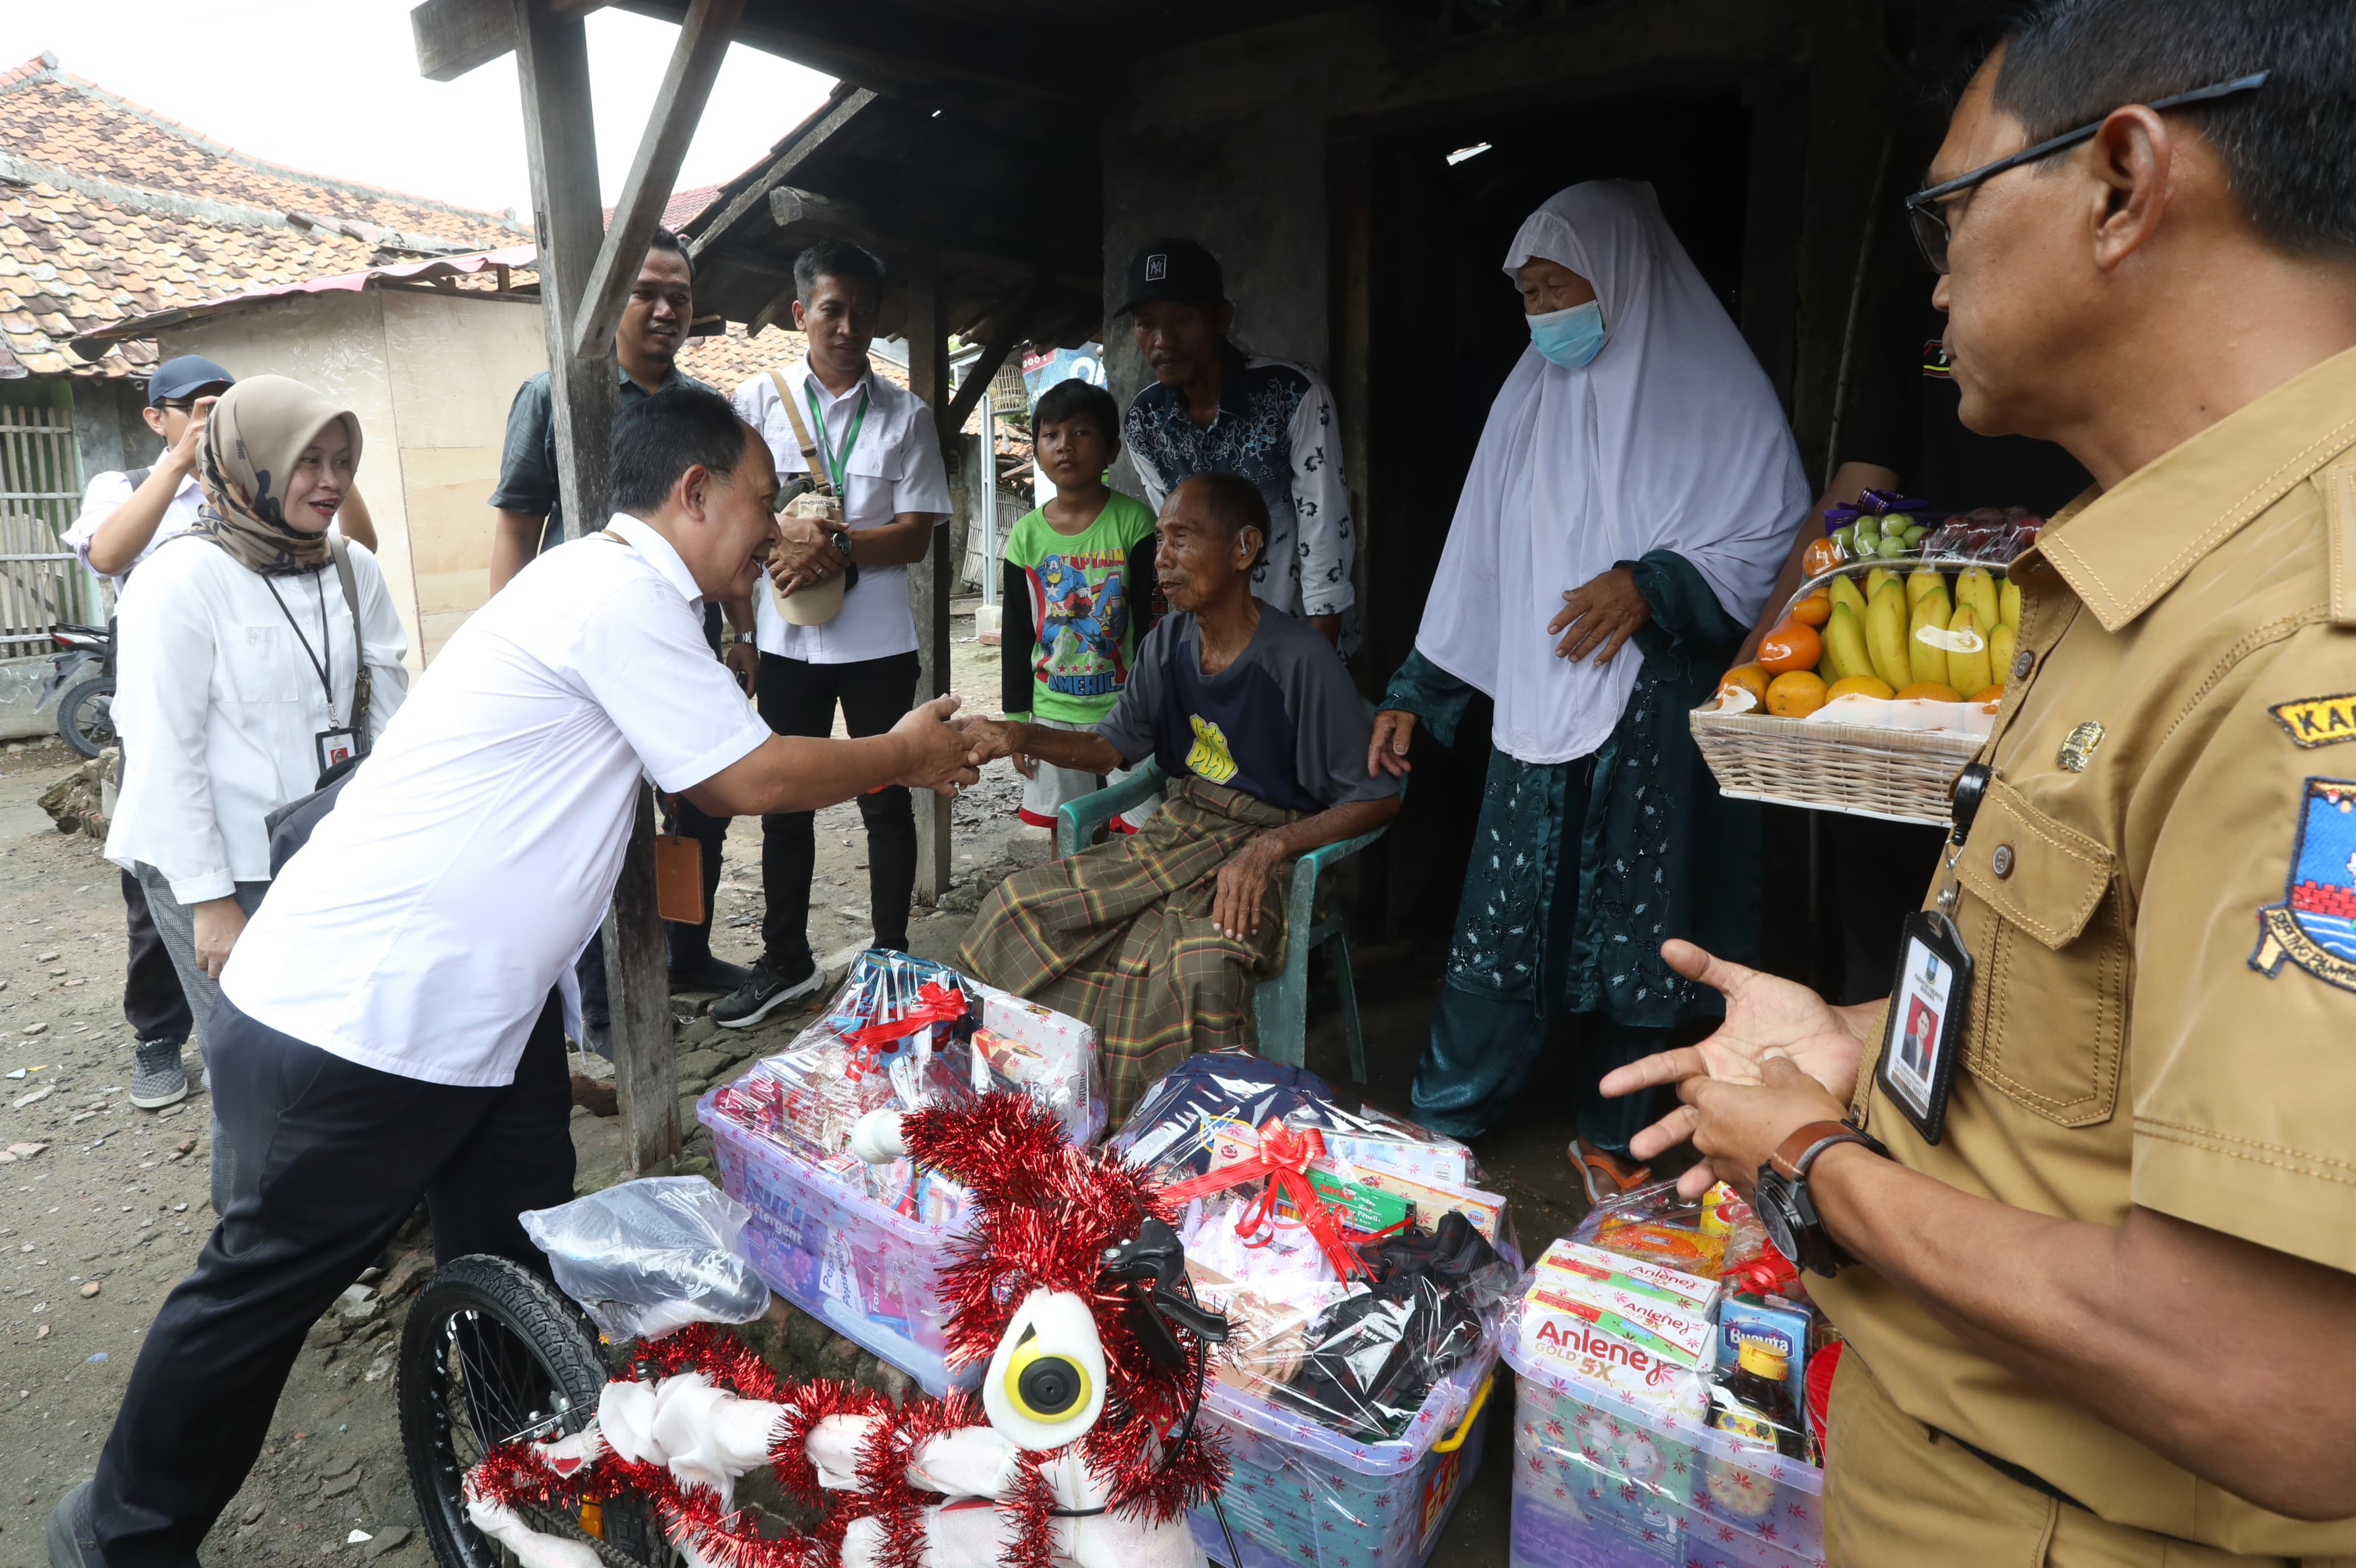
[883,700,1042,796]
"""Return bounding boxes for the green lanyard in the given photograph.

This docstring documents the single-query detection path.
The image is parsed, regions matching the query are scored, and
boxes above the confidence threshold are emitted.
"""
[804,379,870,493]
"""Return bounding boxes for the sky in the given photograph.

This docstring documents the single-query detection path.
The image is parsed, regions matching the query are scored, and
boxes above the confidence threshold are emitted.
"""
[3,1,838,221]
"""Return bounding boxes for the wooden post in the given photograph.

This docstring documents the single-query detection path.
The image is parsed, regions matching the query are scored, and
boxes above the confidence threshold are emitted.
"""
[904,250,954,906]
[569,0,744,360]
[513,0,675,1172]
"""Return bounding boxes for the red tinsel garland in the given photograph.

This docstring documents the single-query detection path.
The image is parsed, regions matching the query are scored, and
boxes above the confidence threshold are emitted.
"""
[468,1095,1232,1566]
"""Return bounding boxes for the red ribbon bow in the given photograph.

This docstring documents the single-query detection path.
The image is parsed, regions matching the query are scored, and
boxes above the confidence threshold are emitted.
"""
[1162,1120,1384,1281]
[839,981,968,1080]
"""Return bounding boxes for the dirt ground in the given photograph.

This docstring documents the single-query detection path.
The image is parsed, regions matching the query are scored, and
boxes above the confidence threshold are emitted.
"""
[0,617,1048,1563]
[0,609,1591,1566]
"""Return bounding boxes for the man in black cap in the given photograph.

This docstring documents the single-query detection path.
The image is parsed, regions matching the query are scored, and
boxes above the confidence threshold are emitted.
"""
[1117,238,1357,650]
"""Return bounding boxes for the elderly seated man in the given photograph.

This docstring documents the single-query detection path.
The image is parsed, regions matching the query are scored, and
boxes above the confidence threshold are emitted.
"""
[959,471,1399,1120]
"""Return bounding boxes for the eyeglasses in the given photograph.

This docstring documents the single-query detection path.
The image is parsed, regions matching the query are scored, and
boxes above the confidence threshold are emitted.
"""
[1904,70,2268,274]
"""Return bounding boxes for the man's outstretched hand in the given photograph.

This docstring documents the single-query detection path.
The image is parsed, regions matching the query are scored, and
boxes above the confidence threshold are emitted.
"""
[1600,939,1881,1197]
[960,716,1022,767]
[891,695,981,796]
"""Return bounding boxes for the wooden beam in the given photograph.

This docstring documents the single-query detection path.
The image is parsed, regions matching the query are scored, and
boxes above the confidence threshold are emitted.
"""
[412,0,609,82]
[689,88,878,259]
[606,791,680,1174]
[513,0,677,1173]
[904,250,954,907]
[570,0,744,360]
[940,274,1051,437]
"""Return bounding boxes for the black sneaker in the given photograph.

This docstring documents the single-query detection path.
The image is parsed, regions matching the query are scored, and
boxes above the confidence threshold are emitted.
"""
[45,1478,99,1567]
[668,955,754,996]
[128,1040,187,1110]
[711,962,826,1030]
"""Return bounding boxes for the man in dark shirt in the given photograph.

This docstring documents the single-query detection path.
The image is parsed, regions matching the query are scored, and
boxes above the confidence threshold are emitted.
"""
[485,228,753,1014]
[957,473,1398,1118]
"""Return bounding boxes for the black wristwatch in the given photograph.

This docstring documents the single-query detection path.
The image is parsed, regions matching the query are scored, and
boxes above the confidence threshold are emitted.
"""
[1754,1120,1887,1277]
[829,529,855,562]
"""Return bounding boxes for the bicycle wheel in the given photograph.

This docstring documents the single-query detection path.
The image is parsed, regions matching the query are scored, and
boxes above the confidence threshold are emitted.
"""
[57,674,114,759]
[397,1254,666,1567]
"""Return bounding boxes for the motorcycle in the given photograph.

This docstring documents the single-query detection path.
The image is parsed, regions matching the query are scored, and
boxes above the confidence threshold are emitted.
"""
[42,622,116,759]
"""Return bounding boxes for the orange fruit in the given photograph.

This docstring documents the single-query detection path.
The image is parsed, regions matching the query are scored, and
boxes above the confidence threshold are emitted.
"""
[1802,536,1844,576]
[1756,621,1822,675]
[1789,591,1832,627]
[1969,683,2005,703]
[1716,663,1770,707]
[1826,676,1894,700]
[1766,670,1828,717]
[1896,681,1963,703]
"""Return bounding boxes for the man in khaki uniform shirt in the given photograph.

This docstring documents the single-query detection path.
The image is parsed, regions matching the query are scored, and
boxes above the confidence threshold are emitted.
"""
[1606,2,2356,1562]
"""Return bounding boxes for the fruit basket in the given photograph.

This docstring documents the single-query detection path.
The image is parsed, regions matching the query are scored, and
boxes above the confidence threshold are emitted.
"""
[1691,502,2036,826]
[1688,707,1984,826]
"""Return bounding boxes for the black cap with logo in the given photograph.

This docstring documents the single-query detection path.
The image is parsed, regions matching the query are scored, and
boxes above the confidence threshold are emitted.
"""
[1116,238,1226,315]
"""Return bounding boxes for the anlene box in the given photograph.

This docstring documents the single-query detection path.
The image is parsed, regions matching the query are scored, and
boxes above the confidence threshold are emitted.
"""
[1538,1239,1721,1315]
[1516,1302,1712,1417]
[1526,1282,1713,1368]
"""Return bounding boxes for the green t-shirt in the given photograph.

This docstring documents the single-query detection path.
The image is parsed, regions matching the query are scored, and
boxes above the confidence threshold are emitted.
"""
[1001,490,1159,725]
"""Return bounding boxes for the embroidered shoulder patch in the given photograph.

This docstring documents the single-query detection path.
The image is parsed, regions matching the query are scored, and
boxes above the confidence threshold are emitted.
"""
[2250,777,2356,992]
[2270,694,2356,748]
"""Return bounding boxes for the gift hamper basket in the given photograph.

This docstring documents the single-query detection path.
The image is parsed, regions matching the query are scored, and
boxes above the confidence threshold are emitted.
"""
[1691,497,2041,825]
[1504,1182,1836,1568]
[699,949,1105,1394]
[1112,1052,1521,1568]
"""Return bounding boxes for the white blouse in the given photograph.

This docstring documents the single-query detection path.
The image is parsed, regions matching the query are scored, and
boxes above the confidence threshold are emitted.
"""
[105,533,410,902]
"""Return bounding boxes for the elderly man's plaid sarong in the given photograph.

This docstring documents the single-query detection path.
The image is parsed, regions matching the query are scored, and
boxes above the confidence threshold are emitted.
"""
[958,776,1299,1122]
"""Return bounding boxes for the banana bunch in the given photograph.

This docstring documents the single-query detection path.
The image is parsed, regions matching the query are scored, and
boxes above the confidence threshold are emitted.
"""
[1721,559,2025,723]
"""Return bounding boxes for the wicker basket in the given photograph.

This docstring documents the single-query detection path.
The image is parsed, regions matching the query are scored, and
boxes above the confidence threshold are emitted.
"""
[1689,704,1985,826]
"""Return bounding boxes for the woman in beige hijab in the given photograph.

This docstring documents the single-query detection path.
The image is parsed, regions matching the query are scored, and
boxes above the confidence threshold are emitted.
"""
[105,375,409,1205]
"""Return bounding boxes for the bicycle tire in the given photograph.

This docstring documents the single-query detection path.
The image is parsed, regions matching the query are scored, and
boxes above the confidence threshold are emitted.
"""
[397,1254,665,1568]
[57,674,113,759]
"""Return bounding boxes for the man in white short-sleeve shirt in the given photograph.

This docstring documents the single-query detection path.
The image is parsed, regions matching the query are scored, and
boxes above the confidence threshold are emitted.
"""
[714,239,952,1031]
[60,386,980,1568]
[62,356,235,1118]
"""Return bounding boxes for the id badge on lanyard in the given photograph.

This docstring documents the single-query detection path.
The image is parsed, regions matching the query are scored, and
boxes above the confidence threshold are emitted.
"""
[1876,762,1990,1144]
[314,726,360,776]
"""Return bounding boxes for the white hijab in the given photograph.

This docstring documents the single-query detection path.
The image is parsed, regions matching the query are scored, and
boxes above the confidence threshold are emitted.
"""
[1414,181,1808,764]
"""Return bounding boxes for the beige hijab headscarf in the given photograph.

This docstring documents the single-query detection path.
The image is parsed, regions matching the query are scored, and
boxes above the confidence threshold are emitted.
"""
[194,375,362,575]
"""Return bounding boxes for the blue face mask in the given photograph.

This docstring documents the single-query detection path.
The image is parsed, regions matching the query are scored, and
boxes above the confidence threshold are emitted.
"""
[1528,300,1606,369]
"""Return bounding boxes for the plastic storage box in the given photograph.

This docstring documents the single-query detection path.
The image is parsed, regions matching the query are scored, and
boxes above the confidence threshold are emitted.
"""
[1188,1344,1496,1568]
[1503,1336,1824,1568]
[701,1091,980,1396]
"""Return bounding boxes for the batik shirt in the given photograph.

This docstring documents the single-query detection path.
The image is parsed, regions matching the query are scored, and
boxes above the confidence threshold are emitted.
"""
[1123,343,1356,625]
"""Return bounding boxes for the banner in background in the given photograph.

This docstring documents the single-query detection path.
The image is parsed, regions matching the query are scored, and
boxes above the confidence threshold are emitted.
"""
[1021,344,1107,407]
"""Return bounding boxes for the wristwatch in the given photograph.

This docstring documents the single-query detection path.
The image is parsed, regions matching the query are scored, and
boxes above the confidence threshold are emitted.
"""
[829,529,855,563]
[1753,1119,1886,1277]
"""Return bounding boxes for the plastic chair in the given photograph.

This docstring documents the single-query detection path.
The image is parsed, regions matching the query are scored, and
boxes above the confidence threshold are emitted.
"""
[1055,760,1399,1080]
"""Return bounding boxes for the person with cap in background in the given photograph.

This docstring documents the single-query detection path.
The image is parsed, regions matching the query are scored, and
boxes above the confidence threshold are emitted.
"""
[1118,238,1358,652]
[62,356,376,1113]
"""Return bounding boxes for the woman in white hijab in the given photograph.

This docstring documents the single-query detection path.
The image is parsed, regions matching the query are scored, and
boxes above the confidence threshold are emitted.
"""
[1367,181,1806,1200]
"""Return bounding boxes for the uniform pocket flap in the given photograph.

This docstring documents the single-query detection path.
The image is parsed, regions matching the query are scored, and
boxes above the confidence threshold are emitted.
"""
[1954,779,2114,950]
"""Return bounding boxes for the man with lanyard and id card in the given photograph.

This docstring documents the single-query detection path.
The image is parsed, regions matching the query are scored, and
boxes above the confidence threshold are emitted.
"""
[1597,2,2356,1562]
[719,239,951,1028]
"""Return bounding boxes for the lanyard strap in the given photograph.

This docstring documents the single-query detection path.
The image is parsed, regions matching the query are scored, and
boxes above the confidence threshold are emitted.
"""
[803,378,870,493]
[263,570,337,722]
